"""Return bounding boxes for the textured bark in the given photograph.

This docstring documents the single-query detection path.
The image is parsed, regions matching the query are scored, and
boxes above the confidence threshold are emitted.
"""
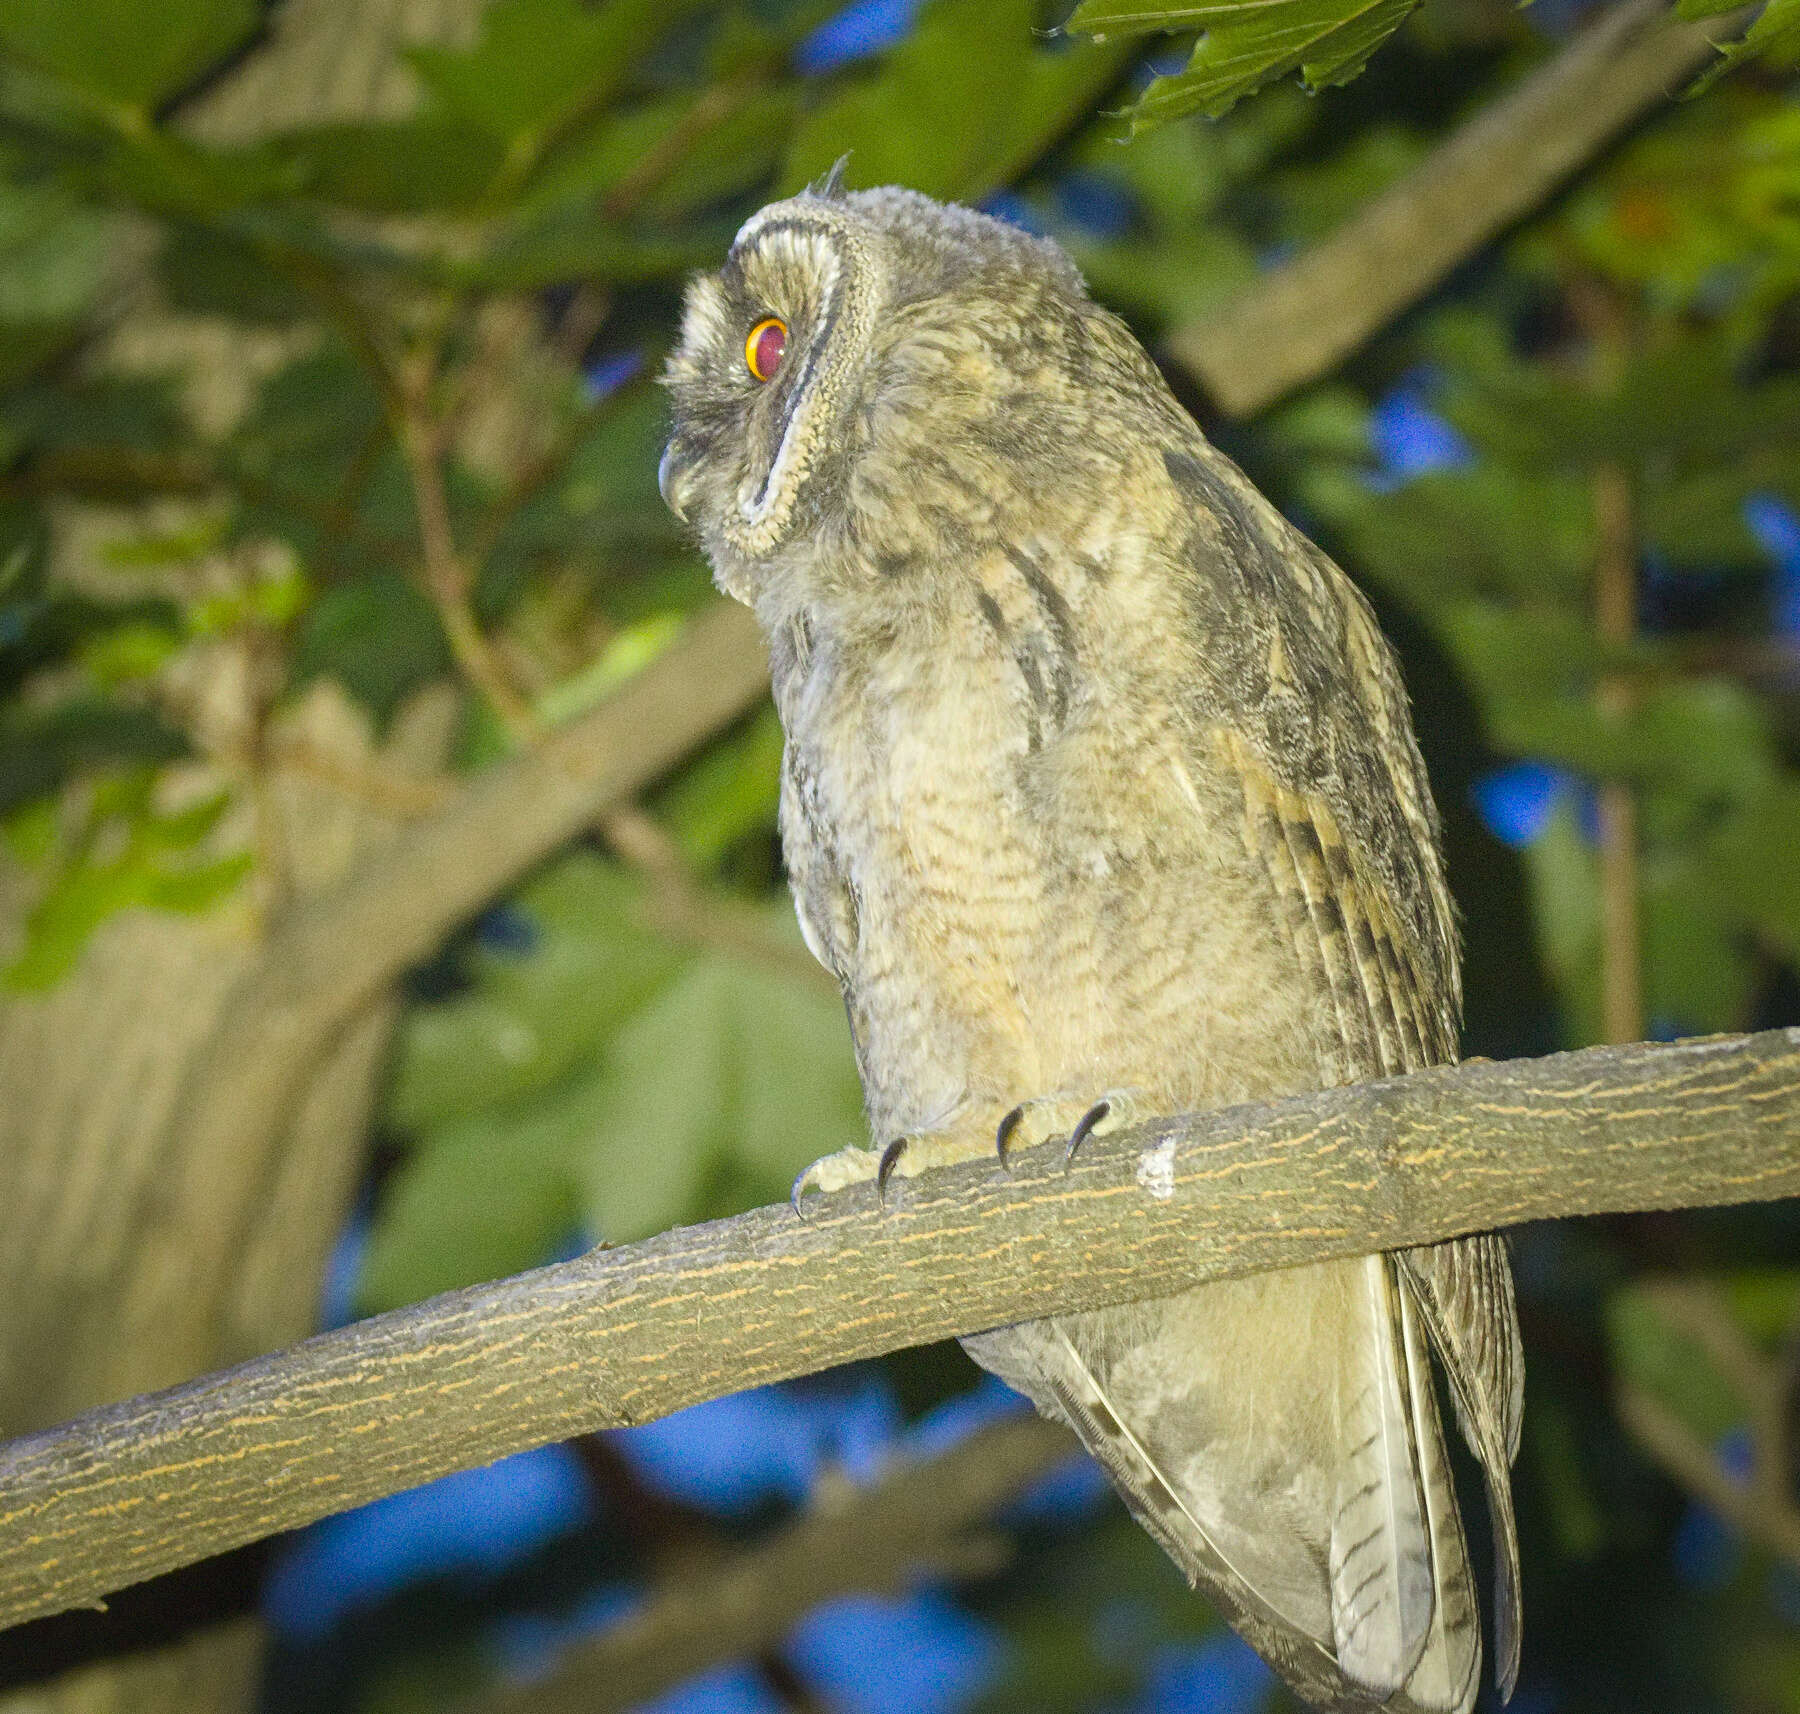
[98,598,769,1394]
[0,687,453,1710]
[0,1,490,1707]
[1169,0,1731,417]
[0,1028,1794,1634]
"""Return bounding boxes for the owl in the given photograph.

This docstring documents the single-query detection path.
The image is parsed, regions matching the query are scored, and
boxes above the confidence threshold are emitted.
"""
[660,175,1524,1714]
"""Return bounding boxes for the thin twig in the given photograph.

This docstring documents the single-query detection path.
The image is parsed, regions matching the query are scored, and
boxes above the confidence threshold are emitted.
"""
[1635,1278,1776,1416]
[599,77,765,222]
[266,736,457,817]
[392,353,539,738]
[1617,1384,1800,1565]
[1593,460,1643,1045]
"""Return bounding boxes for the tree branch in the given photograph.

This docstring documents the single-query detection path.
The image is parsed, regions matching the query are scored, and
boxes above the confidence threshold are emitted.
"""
[1,1028,1795,1633]
[480,1413,1076,1714]
[1169,0,1731,417]
[1616,1385,1800,1566]
[126,599,769,1381]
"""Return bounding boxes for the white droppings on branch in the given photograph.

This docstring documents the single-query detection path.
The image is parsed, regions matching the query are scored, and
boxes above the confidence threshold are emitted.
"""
[1137,1135,1178,1201]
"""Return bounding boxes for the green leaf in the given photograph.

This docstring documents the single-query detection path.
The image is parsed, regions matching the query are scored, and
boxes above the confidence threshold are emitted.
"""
[387,855,688,1131]
[407,0,690,152]
[1298,464,1598,609]
[1065,0,1239,37]
[1681,0,1800,91]
[1075,0,1423,125]
[576,964,733,1242]
[525,383,694,575]
[459,214,716,291]
[532,612,686,729]
[93,129,300,217]
[371,871,861,1302]
[1639,804,1757,1035]
[291,574,451,728]
[1516,798,1601,1041]
[0,0,259,111]
[1607,1284,1748,1444]
[77,618,181,686]
[781,0,1132,203]
[272,118,505,215]
[0,175,113,324]
[3,773,251,990]
[1631,679,1777,804]
[1705,778,1800,961]
[577,951,863,1242]
[155,221,314,324]
[4,371,189,456]
[357,1095,587,1311]
[1723,1270,1800,1347]
[651,702,784,868]
[1527,1395,1608,1561]
[0,696,186,816]
[522,84,800,223]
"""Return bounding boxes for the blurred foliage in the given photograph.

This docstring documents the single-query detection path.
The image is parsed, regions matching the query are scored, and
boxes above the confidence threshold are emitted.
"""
[0,0,1797,1712]
[364,851,862,1309]
[1066,0,1800,123]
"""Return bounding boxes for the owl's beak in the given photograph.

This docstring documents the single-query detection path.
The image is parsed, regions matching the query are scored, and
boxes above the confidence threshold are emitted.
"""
[658,438,697,523]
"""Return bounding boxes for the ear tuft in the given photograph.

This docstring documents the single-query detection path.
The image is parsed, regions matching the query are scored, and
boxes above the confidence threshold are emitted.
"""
[810,154,851,201]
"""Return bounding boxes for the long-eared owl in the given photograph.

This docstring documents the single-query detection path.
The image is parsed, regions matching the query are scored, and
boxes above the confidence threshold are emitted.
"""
[660,176,1524,1714]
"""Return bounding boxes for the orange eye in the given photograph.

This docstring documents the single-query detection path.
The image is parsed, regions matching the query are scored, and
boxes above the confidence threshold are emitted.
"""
[745,317,788,383]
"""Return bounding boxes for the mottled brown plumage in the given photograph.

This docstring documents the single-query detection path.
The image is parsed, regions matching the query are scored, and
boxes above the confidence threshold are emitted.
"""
[661,179,1523,1713]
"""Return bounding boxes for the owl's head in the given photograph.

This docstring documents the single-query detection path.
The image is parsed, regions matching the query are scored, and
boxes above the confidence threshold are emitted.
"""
[660,176,1102,594]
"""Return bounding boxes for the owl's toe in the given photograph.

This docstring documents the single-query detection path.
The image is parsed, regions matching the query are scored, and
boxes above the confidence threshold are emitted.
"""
[995,1089,1147,1170]
[790,1161,821,1219]
[876,1135,909,1200]
[789,1141,888,1217]
[1064,1098,1112,1167]
[995,1103,1030,1166]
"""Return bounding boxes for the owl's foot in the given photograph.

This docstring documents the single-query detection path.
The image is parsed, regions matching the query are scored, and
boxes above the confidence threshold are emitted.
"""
[790,1144,877,1215]
[995,1090,1145,1172]
[790,1122,999,1216]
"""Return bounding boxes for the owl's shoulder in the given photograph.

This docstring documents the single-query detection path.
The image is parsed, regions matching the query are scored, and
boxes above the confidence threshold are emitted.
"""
[1153,438,1460,1033]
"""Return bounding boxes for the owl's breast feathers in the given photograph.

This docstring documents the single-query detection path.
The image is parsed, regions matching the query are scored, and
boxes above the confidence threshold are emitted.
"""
[768,406,1521,1714]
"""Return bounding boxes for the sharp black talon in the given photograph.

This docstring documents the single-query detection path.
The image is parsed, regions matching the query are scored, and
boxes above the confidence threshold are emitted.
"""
[877,1135,909,1200]
[995,1104,1026,1168]
[1064,1100,1111,1170]
[790,1166,817,1221]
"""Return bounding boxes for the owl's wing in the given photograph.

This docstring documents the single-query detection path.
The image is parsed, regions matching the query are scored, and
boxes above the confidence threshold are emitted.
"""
[1206,557,1524,1700]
